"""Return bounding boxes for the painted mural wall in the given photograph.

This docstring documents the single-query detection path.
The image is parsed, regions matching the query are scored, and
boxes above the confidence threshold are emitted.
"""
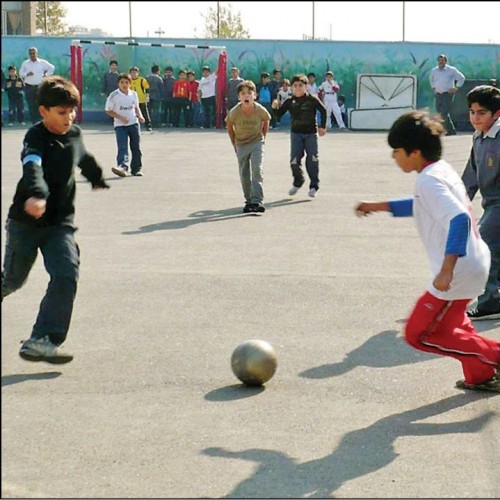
[2,35,498,122]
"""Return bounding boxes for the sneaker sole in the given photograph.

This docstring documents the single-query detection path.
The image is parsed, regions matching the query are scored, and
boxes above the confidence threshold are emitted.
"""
[19,351,73,364]
[111,167,127,177]
[455,379,500,393]
[468,312,500,321]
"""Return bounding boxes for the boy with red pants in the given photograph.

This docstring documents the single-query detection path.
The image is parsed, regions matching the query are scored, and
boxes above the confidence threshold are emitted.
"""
[356,110,499,392]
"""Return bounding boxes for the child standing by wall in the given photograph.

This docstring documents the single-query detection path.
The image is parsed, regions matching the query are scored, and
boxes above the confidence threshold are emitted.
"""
[105,73,145,177]
[2,76,109,363]
[226,80,271,214]
[130,66,152,132]
[319,71,346,130]
[461,85,500,320]
[272,73,327,198]
[5,65,25,126]
[355,110,499,393]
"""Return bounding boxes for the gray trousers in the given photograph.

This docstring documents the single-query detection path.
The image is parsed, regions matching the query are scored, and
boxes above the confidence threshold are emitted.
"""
[235,140,264,204]
[477,205,500,312]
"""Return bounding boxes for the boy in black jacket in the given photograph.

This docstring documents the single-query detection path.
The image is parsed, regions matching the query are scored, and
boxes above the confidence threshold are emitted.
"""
[272,73,327,197]
[2,76,110,364]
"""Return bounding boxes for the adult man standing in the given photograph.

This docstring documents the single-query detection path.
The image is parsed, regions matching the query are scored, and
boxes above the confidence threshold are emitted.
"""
[429,54,465,135]
[19,47,55,123]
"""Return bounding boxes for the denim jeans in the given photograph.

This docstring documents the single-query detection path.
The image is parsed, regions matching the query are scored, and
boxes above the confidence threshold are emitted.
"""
[290,132,319,189]
[1,219,80,345]
[114,123,142,174]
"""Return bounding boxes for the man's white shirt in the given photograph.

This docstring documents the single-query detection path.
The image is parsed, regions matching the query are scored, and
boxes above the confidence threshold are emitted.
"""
[19,58,55,85]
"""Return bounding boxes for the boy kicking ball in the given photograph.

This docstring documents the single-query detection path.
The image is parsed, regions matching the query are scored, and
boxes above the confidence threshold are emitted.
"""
[356,110,499,393]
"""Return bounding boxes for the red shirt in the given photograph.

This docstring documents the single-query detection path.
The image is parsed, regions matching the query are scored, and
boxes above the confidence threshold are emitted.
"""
[188,80,199,103]
[173,80,190,99]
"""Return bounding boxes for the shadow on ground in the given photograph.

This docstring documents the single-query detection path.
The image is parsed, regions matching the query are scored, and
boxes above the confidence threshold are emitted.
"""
[202,393,494,498]
[299,329,435,379]
[122,198,311,234]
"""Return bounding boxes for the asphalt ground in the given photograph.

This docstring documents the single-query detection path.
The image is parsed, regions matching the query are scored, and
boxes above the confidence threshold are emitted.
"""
[1,124,499,499]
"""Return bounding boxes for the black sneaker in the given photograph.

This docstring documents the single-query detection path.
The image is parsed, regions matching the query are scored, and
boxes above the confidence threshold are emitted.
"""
[467,307,500,320]
[243,204,253,213]
[455,376,500,393]
[19,336,73,364]
[255,203,266,213]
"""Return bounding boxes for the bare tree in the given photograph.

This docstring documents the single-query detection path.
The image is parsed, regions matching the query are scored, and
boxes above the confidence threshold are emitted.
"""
[36,1,68,35]
[200,3,250,39]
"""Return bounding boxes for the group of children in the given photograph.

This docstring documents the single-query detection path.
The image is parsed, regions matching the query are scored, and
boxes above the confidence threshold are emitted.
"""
[1,70,499,393]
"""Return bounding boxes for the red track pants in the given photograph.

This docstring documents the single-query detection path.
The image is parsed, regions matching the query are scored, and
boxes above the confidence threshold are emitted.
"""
[405,292,500,385]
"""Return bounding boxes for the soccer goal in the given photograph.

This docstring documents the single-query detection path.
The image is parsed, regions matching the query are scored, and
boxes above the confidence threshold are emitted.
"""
[349,74,417,130]
[70,39,228,128]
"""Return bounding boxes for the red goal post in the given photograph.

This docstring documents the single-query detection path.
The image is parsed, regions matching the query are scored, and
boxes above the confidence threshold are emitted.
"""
[70,39,228,127]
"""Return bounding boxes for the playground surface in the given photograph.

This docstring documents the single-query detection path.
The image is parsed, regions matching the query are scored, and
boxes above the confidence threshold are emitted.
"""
[1,125,499,498]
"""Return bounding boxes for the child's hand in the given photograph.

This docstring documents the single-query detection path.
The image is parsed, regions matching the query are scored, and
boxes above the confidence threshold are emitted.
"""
[119,115,129,124]
[433,270,453,291]
[271,99,280,109]
[24,197,46,219]
[318,127,326,137]
[138,116,145,124]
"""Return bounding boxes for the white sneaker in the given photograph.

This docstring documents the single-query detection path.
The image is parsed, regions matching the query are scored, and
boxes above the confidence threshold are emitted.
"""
[308,188,318,198]
[19,336,73,364]
[289,185,301,196]
[112,166,127,177]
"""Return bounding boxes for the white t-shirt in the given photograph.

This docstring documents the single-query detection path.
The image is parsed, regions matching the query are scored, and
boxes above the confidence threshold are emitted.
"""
[414,160,490,300]
[198,72,217,98]
[277,87,292,103]
[105,88,139,127]
[319,80,340,101]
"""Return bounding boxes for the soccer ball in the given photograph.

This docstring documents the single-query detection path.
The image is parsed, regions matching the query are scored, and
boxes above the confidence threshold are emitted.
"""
[231,339,278,386]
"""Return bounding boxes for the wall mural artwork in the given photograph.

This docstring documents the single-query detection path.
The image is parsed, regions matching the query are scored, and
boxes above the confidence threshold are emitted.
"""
[2,36,498,123]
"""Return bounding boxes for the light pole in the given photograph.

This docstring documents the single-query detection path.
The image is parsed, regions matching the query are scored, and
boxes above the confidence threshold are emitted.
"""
[402,1,405,41]
[128,1,132,38]
[217,1,220,38]
[154,27,165,38]
[312,1,315,40]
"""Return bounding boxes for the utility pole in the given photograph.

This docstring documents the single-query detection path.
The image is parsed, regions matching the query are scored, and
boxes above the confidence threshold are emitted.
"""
[217,1,220,38]
[128,1,132,38]
[154,26,165,38]
[402,1,406,41]
[312,1,315,40]
[44,1,48,34]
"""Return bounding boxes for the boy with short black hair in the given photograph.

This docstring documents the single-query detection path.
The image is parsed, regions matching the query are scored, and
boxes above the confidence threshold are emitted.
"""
[226,80,271,214]
[356,110,499,393]
[2,75,110,364]
[461,85,500,320]
[272,73,327,197]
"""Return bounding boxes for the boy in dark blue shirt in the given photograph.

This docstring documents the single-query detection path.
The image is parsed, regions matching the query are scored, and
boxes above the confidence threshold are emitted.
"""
[2,76,109,364]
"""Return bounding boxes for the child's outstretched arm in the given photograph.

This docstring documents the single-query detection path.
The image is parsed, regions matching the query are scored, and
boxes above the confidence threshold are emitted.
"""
[355,201,390,216]
[433,212,470,291]
[356,198,413,217]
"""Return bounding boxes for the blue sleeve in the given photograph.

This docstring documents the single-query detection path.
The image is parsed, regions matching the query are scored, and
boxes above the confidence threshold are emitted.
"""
[446,213,470,256]
[388,198,413,217]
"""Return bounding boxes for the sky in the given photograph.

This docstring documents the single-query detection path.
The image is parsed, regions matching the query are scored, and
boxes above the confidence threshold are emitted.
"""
[61,1,500,44]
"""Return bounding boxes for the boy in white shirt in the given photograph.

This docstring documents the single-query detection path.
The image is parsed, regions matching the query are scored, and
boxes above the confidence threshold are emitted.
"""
[319,71,346,129]
[356,110,499,393]
[105,73,145,177]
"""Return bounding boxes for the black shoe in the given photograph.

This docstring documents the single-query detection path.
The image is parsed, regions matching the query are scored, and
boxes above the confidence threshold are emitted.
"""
[243,203,253,213]
[467,307,500,320]
[255,203,266,213]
